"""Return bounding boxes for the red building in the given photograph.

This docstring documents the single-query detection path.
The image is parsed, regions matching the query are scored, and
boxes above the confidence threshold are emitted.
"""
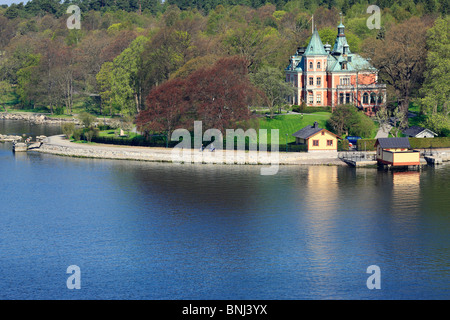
[285,22,386,116]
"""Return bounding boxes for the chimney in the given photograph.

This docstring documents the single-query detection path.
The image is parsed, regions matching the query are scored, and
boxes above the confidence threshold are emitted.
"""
[313,121,318,128]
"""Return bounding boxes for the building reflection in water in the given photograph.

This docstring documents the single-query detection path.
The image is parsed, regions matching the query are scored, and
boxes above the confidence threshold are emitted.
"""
[294,166,340,295]
[390,170,421,238]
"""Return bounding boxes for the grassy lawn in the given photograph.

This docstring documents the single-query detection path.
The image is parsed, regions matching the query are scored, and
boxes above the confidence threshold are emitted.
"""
[98,130,141,139]
[258,112,331,144]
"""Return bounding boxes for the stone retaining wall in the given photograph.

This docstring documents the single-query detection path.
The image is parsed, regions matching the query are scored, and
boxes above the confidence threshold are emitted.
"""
[37,135,345,166]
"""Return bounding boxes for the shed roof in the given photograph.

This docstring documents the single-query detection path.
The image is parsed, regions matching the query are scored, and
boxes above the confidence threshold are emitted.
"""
[402,126,437,137]
[292,122,340,140]
[375,137,411,149]
[292,122,323,139]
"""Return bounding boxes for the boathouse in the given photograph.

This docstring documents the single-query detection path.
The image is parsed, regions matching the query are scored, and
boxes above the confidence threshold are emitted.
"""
[292,121,340,152]
[375,137,420,166]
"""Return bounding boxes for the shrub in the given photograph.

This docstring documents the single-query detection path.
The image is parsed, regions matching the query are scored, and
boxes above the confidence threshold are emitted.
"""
[97,124,113,131]
[338,139,349,151]
[61,122,75,139]
[77,112,97,128]
[72,129,83,141]
[54,106,65,115]
[84,128,99,143]
[349,112,376,138]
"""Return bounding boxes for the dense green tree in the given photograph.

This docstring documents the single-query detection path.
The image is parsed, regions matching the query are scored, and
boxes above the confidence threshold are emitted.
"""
[420,16,450,115]
[109,35,149,115]
[96,61,116,116]
[362,17,431,116]
[140,27,193,95]
[251,66,295,117]
[423,113,450,136]
[327,104,376,138]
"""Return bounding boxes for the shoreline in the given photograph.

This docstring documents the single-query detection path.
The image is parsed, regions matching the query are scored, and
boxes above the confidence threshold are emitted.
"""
[34,135,347,166]
[0,112,116,126]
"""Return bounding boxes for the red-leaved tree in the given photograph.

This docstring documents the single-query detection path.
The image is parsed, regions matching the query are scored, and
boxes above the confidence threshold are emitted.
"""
[186,56,260,133]
[135,78,190,143]
[136,56,261,145]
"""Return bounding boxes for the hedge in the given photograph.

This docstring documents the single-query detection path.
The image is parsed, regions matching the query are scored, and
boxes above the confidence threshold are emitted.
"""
[338,139,349,151]
[356,137,450,151]
[356,139,377,151]
[291,106,332,113]
[92,135,312,153]
[92,135,173,148]
[409,137,450,149]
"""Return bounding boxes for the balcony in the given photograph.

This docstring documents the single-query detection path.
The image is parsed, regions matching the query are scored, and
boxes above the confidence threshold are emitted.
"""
[357,83,387,90]
[336,84,387,91]
[336,85,355,90]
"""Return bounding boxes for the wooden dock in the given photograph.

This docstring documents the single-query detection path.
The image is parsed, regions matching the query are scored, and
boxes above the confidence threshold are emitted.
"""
[341,159,377,167]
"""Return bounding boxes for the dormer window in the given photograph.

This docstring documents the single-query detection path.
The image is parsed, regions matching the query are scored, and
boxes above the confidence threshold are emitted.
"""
[342,62,347,70]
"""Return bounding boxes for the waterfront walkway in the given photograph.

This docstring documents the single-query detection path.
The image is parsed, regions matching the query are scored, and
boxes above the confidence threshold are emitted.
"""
[36,135,346,166]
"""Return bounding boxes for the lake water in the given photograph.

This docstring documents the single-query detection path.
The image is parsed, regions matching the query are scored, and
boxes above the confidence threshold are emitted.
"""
[0,120,449,300]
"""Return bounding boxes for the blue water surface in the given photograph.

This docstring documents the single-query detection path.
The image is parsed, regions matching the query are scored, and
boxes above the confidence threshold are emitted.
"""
[0,120,448,300]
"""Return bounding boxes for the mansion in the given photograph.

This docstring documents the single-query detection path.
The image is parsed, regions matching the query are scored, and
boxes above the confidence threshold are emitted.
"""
[285,22,386,116]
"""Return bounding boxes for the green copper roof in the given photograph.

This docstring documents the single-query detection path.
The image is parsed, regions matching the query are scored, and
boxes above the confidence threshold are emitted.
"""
[286,22,378,73]
[327,53,377,72]
[332,22,351,54]
[304,28,327,56]
[332,34,351,54]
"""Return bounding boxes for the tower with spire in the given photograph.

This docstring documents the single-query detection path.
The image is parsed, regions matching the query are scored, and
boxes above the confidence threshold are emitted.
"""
[285,17,386,116]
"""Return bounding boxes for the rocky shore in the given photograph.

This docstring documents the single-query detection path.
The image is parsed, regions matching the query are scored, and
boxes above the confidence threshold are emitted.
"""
[0,112,76,125]
[0,134,23,142]
[0,112,116,126]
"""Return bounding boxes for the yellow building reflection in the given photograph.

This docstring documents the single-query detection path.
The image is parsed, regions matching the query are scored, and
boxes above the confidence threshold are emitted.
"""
[303,166,339,214]
[391,171,421,216]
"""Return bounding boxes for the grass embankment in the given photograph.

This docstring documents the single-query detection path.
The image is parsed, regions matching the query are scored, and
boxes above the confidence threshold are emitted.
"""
[258,112,331,144]
[91,112,333,151]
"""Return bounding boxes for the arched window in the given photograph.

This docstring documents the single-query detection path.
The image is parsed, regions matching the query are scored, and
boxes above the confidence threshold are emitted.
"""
[370,93,376,104]
[363,93,369,104]
[377,95,383,104]
[317,61,321,69]
[309,61,313,70]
